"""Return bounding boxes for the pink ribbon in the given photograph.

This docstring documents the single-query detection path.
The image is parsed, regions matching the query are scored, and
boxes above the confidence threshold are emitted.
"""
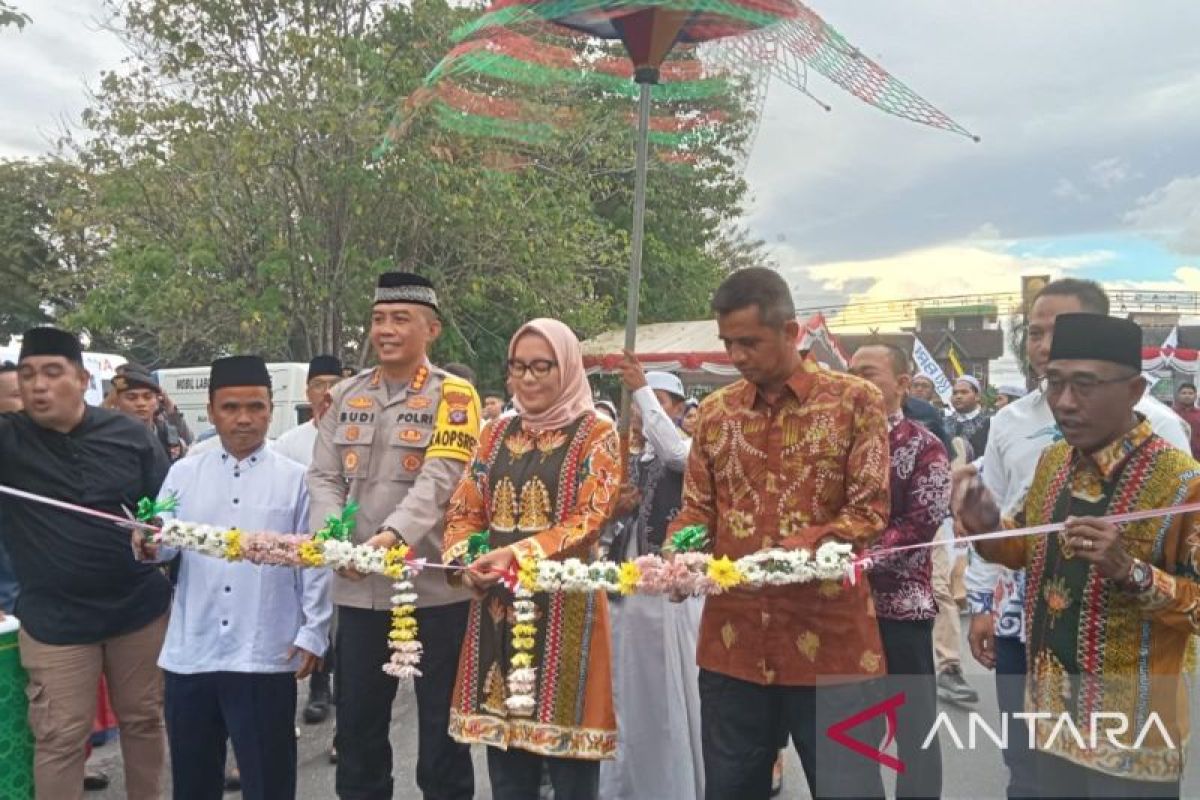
[845,499,1200,585]
[0,484,159,531]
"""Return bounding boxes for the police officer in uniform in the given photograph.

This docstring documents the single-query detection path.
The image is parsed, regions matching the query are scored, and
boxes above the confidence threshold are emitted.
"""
[308,272,479,800]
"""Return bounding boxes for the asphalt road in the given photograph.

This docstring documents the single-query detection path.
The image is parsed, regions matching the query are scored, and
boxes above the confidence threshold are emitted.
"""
[87,615,1199,799]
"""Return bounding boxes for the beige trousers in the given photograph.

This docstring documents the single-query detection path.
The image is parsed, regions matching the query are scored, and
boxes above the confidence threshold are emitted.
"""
[931,530,967,673]
[19,613,167,800]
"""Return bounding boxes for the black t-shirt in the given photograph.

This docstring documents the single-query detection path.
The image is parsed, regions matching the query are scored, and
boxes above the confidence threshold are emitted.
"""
[0,406,172,644]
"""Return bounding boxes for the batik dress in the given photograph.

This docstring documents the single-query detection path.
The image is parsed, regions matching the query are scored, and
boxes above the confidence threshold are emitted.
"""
[444,411,620,760]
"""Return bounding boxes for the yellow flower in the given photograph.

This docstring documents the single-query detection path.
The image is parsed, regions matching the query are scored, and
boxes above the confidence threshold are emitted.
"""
[224,529,243,561]
[518,558,539,592]
[394,616,418,630]
[390,629,416,642]
[707,556,744,591]
[512,624,537,638]
[511,653,534,668]
[513,637,536,650]
[383,545,411,578]
[298,541,324,567]
[617,562,642,596]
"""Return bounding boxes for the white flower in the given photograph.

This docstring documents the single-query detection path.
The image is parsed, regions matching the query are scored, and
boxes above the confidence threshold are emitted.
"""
[560,559,590,589]
[504,695,536,715]
[739,564,767,587]
[536,562,563,592]
[508,667,537,686]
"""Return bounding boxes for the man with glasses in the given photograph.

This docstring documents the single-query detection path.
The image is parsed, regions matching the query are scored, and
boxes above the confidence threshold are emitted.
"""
[955,313,1199,798]
[308,271,480,800]
[959,278,1189,799]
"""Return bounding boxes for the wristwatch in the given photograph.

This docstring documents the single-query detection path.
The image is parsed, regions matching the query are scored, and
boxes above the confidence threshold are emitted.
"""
[1120,558,1153,594]
[377,527,403,547]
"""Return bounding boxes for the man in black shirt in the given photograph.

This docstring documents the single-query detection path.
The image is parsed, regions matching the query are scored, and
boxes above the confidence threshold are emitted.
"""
[0,327,171,800]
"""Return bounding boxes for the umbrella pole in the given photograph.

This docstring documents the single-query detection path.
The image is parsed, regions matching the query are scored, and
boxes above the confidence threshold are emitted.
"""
[619,80,654,438]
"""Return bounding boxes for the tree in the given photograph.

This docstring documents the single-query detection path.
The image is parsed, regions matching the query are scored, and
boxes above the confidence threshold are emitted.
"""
[54,0,765,384]
[0,159,98,340]
[0,2,30,30]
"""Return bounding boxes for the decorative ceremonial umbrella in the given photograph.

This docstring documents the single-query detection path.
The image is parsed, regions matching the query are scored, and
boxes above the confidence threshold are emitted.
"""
[454,1,803,423]
[388,0,977,426]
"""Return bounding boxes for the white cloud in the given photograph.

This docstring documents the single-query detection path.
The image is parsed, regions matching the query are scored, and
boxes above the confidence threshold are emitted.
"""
[743,0,1200,262]
[1053,178,1090,203]
[779,241,1122,329]
[1124,175,1200,255]
[0,0,126,157]
[1089,157,1138,191]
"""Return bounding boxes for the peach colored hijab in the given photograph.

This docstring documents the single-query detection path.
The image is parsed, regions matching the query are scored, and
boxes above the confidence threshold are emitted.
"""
[509,318,594,431]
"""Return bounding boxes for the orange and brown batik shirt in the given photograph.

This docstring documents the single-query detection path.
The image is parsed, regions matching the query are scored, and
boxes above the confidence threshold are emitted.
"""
[668,359,892,686]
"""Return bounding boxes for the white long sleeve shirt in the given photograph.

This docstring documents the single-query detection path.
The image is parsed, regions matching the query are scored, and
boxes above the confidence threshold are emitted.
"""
[965,389,1190,640]
[272,420,318,467]
[632,387,690,471]
[156,444,332,674]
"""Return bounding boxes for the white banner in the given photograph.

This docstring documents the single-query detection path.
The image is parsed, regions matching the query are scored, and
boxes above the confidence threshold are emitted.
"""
[911,338,953,403]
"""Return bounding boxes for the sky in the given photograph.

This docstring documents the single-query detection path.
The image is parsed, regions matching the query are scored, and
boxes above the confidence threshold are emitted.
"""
[2,1,1200,330]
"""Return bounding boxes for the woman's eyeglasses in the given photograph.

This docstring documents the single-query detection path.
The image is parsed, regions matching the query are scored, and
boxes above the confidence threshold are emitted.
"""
[507,359,557,378]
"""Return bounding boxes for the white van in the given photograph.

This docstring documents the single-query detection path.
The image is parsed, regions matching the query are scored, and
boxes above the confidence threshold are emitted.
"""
[0,346,126,406]
[156,362,310,441]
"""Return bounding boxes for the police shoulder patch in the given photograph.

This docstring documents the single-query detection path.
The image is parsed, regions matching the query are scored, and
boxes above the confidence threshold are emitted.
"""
[426,376,481,462]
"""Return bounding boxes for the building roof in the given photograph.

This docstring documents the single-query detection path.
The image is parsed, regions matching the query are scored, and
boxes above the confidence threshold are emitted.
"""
[839,329,1004,360]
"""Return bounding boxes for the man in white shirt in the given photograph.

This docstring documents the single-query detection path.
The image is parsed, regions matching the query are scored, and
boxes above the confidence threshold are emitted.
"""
[273,355,342,468]
[603,355,704,800]
[959,279,1189,800]
[272,355,342,728]
[135,355,332,800]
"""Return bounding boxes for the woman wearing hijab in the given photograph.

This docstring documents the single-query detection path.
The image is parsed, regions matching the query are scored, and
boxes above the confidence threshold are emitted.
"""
[443,318,620,800]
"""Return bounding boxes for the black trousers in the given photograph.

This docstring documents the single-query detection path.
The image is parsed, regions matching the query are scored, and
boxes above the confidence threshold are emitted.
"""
[1034,751,1180,799]
[699,668,886,800]
[877,618,942,800]
[334,602,473,800]
[994,635,1037,800]
[486,746,600,800]
[164,670,297,800]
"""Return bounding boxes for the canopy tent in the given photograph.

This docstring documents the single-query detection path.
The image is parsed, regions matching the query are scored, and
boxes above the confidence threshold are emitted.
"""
[581,313,846,384]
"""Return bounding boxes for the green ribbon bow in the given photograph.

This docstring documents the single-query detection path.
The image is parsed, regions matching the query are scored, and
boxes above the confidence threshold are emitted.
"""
[136,494,179,524]
[315,501,359,542]
[668,525,709,553]
[465,531,492,564]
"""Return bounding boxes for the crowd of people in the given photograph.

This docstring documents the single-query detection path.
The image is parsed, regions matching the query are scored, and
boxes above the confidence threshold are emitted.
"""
[1,268,1199,800]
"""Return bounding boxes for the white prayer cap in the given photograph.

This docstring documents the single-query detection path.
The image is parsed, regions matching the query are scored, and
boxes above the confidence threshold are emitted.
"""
[955,375,982,394]
[997,384,1027,399]
[645,371,686,400]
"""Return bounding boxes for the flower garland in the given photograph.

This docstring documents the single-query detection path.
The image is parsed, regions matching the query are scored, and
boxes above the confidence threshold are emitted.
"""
[470,525,856,716]
[153,503,428,680]
[505,560,539,717]
[154,518,415,574]
[383,547,423,679]
[512,541,854,596]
